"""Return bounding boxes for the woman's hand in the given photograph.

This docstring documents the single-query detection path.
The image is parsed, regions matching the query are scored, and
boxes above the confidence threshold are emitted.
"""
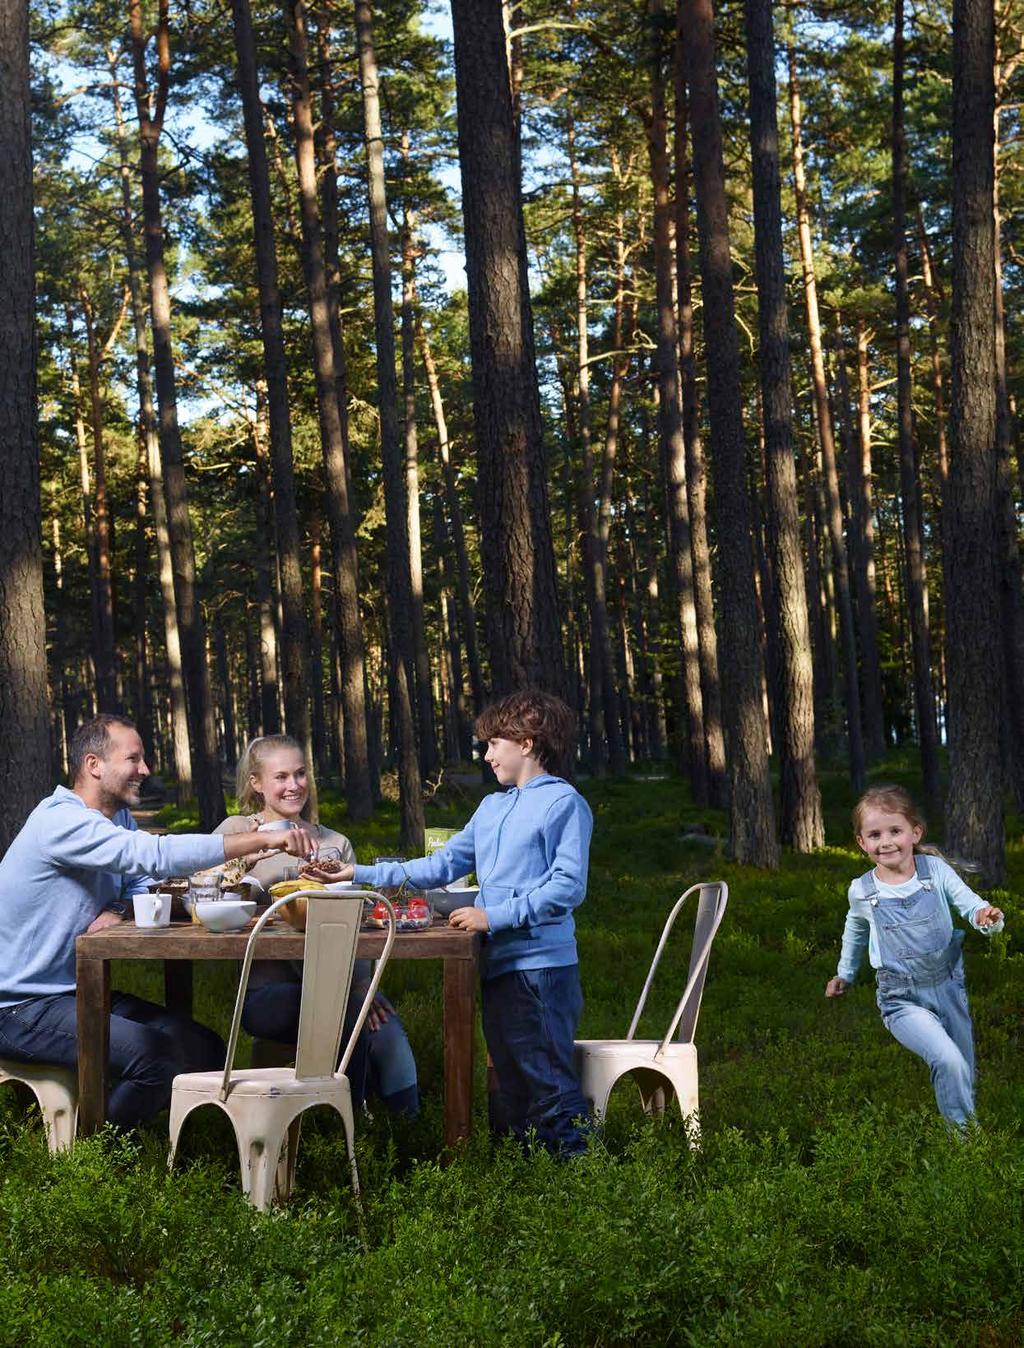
[449,906,489,934]
[824,977,848,998]
[975,905,1004,928]
[302,861,356,882]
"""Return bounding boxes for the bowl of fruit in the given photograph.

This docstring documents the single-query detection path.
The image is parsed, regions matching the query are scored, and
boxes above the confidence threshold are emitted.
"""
[365,891,432,932]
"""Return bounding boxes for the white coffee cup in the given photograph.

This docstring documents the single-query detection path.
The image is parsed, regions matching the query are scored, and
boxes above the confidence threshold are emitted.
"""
[133,891,172,928]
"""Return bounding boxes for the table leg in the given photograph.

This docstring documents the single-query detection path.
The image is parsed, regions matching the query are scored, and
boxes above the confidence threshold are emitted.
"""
[442,956,476,1148]
[76,954,110,1135]
[164,960,193,1016]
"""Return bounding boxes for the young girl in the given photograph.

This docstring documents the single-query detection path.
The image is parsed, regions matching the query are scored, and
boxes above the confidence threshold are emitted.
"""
[825,785,1004,1126]
[215,735,419,1116]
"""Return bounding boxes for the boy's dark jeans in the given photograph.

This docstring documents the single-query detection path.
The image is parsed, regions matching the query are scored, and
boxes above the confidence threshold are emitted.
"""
[0,991,224,1127]
[482,964,590,1155]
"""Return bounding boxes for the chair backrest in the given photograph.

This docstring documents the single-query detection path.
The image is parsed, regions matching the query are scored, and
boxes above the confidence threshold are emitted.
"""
[220,890,394,1099]
[624,881,728,1056]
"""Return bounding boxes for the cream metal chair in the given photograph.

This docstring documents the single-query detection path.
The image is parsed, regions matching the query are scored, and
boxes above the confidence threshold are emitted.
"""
[168,890,395,1211]
[575,880,728,1133]
[0,1059,78,1153]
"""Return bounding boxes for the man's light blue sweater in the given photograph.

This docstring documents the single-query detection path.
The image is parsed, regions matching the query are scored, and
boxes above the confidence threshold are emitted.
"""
[0,786,226,1007]
[353,774,593,979]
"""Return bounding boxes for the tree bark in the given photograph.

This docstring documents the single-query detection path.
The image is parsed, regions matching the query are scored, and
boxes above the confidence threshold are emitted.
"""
[80,294,118,710]
[231,0,314,758]
[681,0,778,866]
[0,0,51,849]
[353,0,424,851]
[649,10,704,797]
[744,0,824,849]
[892,2,941,810]
[400,201,438,776]
[109,60,191,797]
[673,24,726,806]
[129,0,224,827]
[944,0,1004,879]
[788,44,865,793]
[285,0,373,818]
[418,321,486,723]
[450,0,565,696]
[835,316,886,761]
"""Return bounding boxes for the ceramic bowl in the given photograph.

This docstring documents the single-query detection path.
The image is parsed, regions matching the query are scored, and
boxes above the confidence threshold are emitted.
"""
[427,885,480,917]
[194,898,256,932]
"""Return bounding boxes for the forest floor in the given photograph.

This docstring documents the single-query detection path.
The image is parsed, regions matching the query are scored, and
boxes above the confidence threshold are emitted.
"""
[1,756,1022,1345]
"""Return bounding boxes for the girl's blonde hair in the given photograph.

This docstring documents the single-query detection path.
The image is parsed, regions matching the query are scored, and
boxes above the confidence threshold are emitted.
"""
[236,734,309,817]
[852,784,946,860]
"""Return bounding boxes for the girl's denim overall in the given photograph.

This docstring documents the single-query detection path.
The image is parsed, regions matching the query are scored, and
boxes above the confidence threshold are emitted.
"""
[864,855,976,1126]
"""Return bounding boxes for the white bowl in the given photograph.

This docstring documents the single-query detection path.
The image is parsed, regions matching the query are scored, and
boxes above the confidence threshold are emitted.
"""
[194,898,256,932]
[427,885,480,917]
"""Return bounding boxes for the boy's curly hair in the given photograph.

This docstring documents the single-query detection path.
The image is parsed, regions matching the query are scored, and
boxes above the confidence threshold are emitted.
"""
[474,690,575,775]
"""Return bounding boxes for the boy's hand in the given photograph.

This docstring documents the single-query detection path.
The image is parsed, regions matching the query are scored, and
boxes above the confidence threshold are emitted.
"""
[825,977,848,998]
[975,905,1004,928]
[449,907,489,934]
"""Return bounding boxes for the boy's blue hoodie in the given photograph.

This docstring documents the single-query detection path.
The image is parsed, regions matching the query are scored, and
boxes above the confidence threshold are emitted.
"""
[353,774,593,979]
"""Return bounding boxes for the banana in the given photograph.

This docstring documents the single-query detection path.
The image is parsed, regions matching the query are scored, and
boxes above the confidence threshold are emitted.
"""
[268,878,326,898]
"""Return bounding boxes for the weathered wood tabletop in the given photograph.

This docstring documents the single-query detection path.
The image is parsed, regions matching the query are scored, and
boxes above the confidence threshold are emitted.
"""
[75,919,480,1148]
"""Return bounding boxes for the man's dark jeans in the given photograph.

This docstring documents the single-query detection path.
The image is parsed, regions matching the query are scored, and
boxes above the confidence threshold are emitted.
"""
[481,964,590,1155]
[0,991,224,1127]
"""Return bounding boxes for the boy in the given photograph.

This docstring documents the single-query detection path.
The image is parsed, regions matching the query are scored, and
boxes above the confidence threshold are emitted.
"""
[336,690,593,1154]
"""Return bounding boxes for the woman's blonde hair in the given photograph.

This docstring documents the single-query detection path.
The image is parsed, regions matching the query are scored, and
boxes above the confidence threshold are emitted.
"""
[235,735,309,817]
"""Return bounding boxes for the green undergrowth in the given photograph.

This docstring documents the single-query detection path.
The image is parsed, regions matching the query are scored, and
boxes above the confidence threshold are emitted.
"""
[2,763,1023,1345]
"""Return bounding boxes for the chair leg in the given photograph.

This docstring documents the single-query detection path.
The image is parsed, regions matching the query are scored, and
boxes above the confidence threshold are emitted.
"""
[275,1116,303,1205]
[167,1091,195,1171]
[240,1123,289,1212]
[29,1081,78,1154]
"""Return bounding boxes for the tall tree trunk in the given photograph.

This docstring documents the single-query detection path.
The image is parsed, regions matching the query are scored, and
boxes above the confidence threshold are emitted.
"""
[417,321,486,718]
[109,59,191,797]
[353,0,424,851]
[80,295,118,710]
[251,418,281,734]
[744,0,824,849]
[0,0,50,848]
[945,0,1004,879]
[129,0,224,827]
[450,0,565,696]
[66,319,101,701]
[916,209,950,490]
[992,49,1024,811]
[835,316,886,760]
[891,6,941,809]
[649,10,705,798]
[400,199,438,777]
[231,0,314,759]
[309,509,330,778]
[285,0,373,818]
[788,44,865,793]
[673,25,726,806]
[132,437,155,756]
[567,110,608,776]
[682,0,778,866]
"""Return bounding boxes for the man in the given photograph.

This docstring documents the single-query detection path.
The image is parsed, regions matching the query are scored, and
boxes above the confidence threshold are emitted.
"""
[0,714,318,1127]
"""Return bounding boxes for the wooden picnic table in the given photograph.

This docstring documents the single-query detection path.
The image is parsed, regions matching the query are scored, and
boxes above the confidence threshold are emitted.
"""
[75,919,480,1149]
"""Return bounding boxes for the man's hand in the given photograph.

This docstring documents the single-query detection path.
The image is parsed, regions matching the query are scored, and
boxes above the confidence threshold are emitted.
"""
[824,976,848,998]
[449,906,489,934]
[975,905,1004,928]
[86,910,124,934]
[274,826,319,861]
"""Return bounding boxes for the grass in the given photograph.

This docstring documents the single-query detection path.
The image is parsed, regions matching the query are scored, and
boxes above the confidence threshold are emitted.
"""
[1,760,1022,1345]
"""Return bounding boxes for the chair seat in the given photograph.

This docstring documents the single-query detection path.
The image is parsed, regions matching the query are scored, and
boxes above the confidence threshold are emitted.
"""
[0,1057,78,1153]
[574,1039,699,1128]
[173,1067,349,1101]
[575,1039,697,1063]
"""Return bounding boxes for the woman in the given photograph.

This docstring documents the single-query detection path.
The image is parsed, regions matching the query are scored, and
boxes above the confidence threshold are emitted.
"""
[216,735,418,1116]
